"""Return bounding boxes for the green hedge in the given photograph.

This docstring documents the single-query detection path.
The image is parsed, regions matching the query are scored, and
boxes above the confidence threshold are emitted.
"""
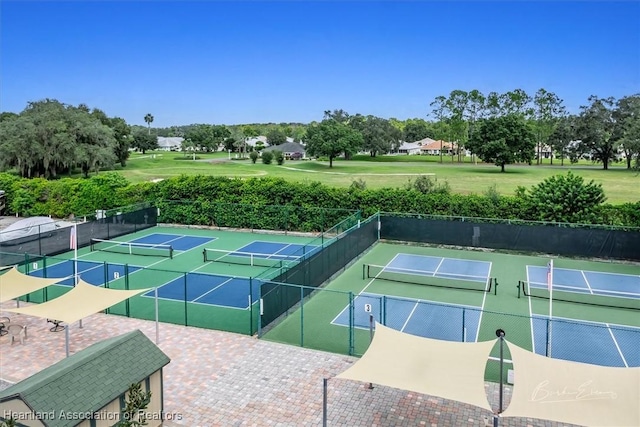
[0,173,638,228]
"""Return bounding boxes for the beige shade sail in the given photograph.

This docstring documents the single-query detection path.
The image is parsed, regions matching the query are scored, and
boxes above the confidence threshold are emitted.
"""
[501,340,640,427]
[0,266,64,303]
[336,323,496,411]
[6,280,150,324]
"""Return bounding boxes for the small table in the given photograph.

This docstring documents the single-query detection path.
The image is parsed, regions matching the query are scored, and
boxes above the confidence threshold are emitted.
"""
[47,319,64,332]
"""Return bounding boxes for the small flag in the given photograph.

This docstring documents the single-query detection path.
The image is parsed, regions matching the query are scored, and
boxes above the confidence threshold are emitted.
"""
[546,260,553,291]
[69,225,77,250]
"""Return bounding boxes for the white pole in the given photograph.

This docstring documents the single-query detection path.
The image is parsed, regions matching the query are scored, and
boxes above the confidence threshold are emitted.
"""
[547,259,554,358]
[73,222,78,286]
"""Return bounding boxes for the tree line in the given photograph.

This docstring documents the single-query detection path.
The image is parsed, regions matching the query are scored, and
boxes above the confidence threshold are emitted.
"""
[0,100,158,178]
[1,89,638,178]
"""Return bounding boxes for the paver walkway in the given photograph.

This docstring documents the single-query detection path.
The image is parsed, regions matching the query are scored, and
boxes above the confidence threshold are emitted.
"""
[0,301,578,427]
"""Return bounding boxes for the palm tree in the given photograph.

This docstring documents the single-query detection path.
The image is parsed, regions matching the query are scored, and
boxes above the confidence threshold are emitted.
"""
[144,113,154,135]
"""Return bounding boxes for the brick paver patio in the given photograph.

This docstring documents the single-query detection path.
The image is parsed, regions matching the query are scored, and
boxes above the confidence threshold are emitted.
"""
[0,301,578,427]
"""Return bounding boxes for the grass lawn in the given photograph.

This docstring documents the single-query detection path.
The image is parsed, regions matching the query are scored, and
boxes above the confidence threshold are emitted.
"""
[114,152,640,204]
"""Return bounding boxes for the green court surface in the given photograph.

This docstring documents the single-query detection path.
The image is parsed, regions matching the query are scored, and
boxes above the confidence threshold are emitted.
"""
[18,226,321,335]
[262,242,640,366]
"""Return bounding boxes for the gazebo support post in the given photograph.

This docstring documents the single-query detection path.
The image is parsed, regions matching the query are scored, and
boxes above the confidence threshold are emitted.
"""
[494,329,506,427]
[65,326,70,357]
[322,377,328,427]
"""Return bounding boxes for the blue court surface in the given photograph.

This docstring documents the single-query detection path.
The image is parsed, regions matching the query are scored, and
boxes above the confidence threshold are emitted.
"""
[142,273,262,310]
[384,253,491,283]
[531,316,640,367]
[331,253,489,341]
[331,293,482,342]
[527,265,640,298]
[28,259,141,287]
[130,233,216,252]
[231,240,320,261]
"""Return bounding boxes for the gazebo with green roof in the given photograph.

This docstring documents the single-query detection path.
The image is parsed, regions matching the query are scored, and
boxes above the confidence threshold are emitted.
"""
[0,330,170,427]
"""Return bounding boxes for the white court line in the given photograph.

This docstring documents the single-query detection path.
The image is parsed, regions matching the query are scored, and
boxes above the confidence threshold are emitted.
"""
[474,261,493,343]
[606,323,629,368]
[400,302,420,333]
[432,257,445,277]
[191,277,235,303]
[581,270,594,294]
[526,265,536,352]
[329,254,402,326]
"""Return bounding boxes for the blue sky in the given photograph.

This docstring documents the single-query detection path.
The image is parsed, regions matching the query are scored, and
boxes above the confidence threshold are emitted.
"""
[1,1,638,128]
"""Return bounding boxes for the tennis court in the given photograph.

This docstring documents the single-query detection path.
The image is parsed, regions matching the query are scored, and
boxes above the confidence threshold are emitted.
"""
[526,265,640,299]
[331,253,490,342]
[22,230,320,312]
[203,240,319,267]
[525,264,640,367]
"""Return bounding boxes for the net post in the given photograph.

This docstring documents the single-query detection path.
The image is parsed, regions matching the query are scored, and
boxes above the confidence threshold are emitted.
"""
[169,246,173,259]
[43,255,48,302]
[517,281,521,298]
[202,249,206,263]
[494,278,498,295]
[362,263,365,280]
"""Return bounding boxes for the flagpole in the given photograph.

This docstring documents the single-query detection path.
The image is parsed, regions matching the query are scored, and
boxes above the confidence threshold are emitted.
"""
[73,221,78,286]
[547,259,554,358]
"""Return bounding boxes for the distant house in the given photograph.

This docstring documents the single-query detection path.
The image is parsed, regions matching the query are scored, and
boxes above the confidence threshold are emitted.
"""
[263,141,307,160]
[157,136,183,151]
[245,135,268,148]
[420,140,457,156]
[397,142,422,155]
[0,330,170,427]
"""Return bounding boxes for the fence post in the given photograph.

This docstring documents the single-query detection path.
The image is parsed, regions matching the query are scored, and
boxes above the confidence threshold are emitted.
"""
[462,308,466,342]
[348,292,354,355]
[125,264,130,317]
[382,295,387,325]
[183,272,188,326]
[249,278,254,336]
[300,285,304,348]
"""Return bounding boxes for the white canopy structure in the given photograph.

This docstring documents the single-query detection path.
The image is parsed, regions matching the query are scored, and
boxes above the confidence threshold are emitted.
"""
[0,266,63,303]
[329,324,640,427]
[501,340,640,427]
[6,279,149,324]
[6,279,151,357]
[336,323,496,411]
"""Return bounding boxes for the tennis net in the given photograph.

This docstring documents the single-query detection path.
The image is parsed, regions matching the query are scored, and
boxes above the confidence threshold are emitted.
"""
[520,281,640,310]
[363,264,494,292]
[90,238,174,258]
[203,248,302,268]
